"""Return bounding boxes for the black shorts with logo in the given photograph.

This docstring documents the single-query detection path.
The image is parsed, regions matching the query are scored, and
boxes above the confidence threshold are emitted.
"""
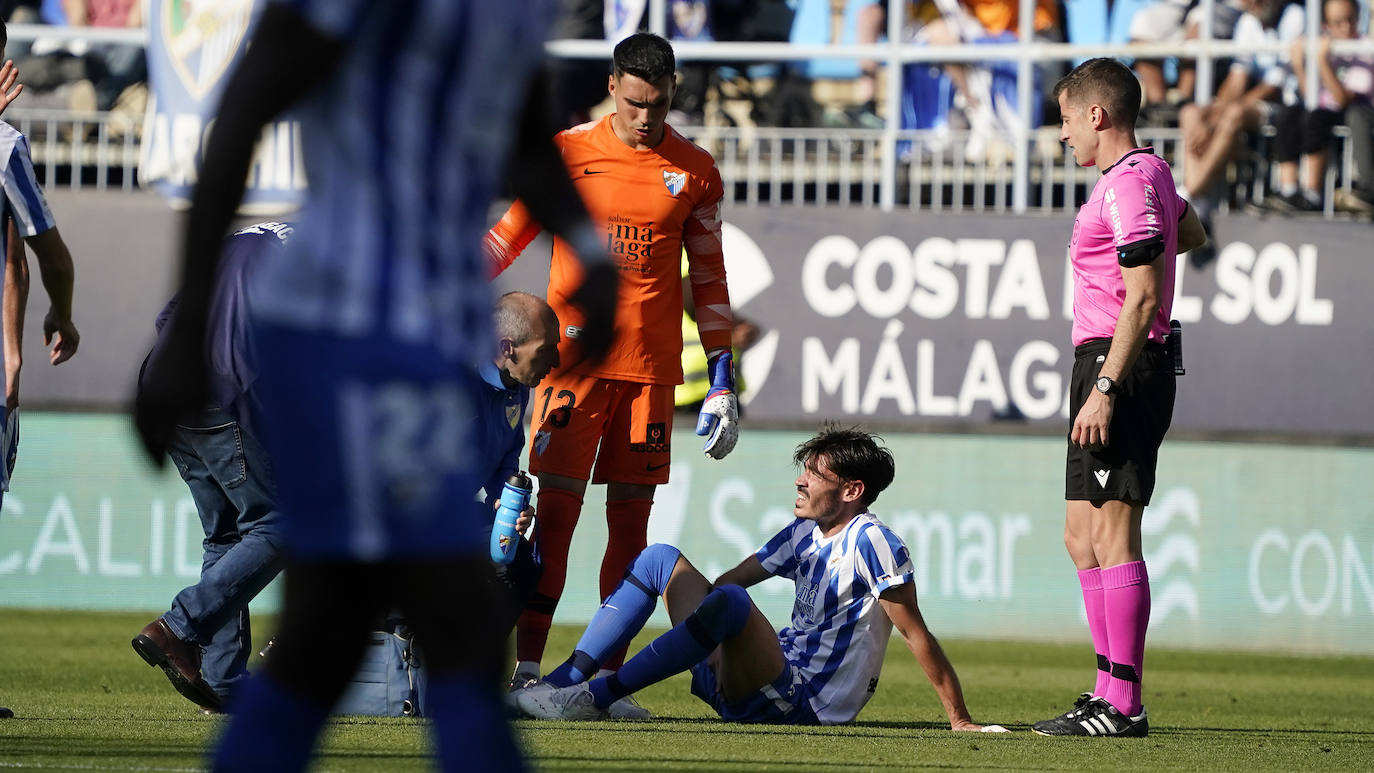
[1065,338,1176,505]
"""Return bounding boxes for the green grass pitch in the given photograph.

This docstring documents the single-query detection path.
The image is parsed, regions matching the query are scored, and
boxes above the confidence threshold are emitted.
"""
[1,609,1371,771]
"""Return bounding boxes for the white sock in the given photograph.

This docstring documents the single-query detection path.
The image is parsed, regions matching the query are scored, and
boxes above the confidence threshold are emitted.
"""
[1302,189,1321,205]
[1279,182,1298,197]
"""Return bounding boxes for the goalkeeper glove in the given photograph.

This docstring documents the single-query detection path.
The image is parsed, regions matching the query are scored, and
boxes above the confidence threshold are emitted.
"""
[695,350,738,459]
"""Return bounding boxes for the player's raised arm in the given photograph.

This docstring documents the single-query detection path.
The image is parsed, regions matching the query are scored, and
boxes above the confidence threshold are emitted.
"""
[484,199,540,278]
[134,3,343,463]
[0,60,23,115]
[879,583,982,731]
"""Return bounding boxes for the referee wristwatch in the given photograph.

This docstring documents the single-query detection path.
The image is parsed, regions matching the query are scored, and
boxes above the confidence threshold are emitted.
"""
[1095,375,1120,396]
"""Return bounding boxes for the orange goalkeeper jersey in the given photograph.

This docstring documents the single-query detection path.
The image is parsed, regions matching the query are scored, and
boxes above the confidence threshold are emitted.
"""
[486,115,733,385]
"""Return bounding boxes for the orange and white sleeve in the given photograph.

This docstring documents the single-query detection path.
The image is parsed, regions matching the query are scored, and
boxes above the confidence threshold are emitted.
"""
[684,166,733,355]
[484,199,544,278]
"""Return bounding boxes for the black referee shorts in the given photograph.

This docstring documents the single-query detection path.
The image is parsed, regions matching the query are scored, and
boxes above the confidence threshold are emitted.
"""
[1065,338,1176,505]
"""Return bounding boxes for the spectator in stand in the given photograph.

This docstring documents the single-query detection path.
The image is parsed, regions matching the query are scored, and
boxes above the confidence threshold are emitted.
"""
[549,0,611,128]
[1,2,41,24]
[853,0,915,129]
[895,0,1060,144]
[62,0,145,111]
[1270,0,1374,214]
[1340,22,1374,215]
[1128,0,1247,125]
[1176,0,1304,263]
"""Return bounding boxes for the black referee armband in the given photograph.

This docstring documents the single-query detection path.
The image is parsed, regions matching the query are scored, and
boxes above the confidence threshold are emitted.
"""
[1117,235,1164,268]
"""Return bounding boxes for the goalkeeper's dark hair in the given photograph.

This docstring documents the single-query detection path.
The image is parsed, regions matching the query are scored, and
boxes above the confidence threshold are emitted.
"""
[793,425,895,507]
[613,32,675,83]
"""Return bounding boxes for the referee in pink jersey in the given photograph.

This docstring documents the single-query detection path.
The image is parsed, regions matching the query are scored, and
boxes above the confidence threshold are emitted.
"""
[1033,58,1207,738]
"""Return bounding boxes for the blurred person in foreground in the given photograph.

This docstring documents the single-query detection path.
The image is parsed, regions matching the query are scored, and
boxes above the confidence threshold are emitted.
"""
[131,223,290,714]
[132,2,617,770]
[0,50,78,720]
[1035,57,1205,738]
[487,32,740,719]
[514,427,1003,732]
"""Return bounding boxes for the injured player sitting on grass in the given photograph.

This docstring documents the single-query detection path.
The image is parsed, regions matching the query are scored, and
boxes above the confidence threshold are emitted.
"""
[510,426,1009,730]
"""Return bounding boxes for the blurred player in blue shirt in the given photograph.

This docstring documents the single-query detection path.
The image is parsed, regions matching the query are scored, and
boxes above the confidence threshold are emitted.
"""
[133,2,618,771]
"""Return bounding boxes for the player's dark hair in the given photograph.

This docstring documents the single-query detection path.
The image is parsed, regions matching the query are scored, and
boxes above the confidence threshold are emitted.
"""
[613,32,675,84]
[1053,57,1141,128]
[0,21,7,56]
[793,425,895,507]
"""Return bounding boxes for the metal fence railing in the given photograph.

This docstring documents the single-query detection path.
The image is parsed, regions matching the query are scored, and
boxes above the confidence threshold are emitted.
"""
[4,10,1371,214]
[680,124,1362,216]
[6,108,142,191]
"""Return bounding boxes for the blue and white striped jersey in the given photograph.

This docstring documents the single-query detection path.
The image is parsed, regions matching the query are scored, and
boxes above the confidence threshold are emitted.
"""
[0,122,56,246]
[0,120,57,376]
[755,512,915,725]
[253,0,552,361]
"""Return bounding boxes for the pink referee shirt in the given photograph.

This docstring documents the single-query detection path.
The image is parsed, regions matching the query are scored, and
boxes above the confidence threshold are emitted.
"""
[1068,148,1186,347]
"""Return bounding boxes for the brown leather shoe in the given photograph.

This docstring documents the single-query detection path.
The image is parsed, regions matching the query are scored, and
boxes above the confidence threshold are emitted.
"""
[132,618,223,711]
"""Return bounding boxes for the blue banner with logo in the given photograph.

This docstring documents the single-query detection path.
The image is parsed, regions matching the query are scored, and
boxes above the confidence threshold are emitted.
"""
[139,0,305,213]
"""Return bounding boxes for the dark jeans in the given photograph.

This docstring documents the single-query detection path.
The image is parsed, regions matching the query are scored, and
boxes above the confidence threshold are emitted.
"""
[163,408,284,698]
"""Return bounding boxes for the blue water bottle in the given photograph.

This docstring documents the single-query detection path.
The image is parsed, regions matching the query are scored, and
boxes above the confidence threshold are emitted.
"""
[491,471,531,564]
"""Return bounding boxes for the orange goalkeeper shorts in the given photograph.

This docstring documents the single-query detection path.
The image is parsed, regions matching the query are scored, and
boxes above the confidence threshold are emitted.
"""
[527,370,676,485]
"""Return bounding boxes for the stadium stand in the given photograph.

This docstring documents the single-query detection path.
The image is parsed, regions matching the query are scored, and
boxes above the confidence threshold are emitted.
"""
[2,6,1370,216]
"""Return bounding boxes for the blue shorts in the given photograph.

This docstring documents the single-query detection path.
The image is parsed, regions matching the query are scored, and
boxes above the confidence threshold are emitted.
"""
[689,658,820,725]
[251,323,488,561]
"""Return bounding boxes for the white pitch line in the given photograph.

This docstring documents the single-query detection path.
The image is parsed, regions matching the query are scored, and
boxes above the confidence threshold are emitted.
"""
[0,763,204,773]
[0,762,343,773]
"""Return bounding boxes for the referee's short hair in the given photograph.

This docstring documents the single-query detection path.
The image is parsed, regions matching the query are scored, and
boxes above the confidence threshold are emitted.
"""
[793,425,895,507]
[1054,57,1141,128]
[613,32,675,84]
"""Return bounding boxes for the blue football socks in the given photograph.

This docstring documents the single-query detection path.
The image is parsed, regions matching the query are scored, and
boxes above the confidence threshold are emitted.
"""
[544,544,681,687]
[589,583,751,708]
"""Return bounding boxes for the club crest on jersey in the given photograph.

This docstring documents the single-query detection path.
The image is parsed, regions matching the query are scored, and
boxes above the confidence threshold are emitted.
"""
[534,430,552,455]
[662,170,686,196]
[505,401,521,429]
[160,0,255,99]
